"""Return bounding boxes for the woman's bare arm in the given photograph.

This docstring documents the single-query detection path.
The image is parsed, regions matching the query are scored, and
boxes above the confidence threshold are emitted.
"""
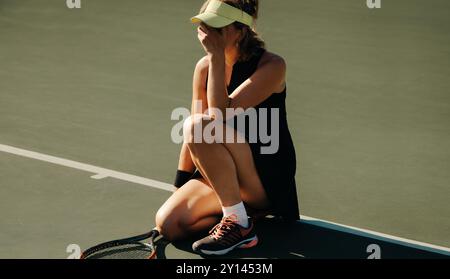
[177,57,209,172]
[229,55,286,110]
[206,53,229,118]
[207,53,286,121]
[196,24,286,116]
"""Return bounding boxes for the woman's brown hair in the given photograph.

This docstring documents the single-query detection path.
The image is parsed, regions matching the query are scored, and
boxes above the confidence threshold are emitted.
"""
[198,0,266,62]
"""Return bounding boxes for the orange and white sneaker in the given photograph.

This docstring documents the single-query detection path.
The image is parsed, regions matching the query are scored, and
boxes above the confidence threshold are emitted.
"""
[192,216,258,255]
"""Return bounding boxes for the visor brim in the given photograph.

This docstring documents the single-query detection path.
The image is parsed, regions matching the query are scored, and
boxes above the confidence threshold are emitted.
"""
[191,12,235,28]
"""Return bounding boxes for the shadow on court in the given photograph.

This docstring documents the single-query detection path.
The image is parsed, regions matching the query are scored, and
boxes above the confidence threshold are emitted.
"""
[160,218,449,259]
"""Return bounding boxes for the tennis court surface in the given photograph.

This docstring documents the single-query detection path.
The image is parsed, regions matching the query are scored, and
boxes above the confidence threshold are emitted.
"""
[1,0,449,258]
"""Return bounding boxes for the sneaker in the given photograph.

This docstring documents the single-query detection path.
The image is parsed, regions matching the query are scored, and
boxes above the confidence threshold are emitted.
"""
[192,215,258,255]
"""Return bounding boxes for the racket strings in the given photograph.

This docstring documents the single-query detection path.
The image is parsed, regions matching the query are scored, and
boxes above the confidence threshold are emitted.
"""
[81,229,160,259]
[84,242,155,259]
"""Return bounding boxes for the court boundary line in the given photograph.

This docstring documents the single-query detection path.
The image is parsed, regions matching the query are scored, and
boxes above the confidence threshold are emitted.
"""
[1,143,449,257]
[0,143,175,192]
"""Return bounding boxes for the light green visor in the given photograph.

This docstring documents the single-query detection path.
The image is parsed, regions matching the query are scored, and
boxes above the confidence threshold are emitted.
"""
[190,0,253,28]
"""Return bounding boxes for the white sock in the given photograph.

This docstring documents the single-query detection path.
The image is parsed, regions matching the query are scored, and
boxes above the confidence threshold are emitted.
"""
[222,202,249,228]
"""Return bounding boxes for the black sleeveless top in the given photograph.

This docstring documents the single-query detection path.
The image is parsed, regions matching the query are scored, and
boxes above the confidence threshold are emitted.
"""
[205,47,300,221]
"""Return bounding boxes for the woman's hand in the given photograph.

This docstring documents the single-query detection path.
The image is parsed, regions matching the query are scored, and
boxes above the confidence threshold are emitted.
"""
[197,23,226,57]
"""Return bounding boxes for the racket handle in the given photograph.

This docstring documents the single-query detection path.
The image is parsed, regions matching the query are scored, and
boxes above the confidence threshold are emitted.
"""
[152,227,160,237]
[149,250,157,259]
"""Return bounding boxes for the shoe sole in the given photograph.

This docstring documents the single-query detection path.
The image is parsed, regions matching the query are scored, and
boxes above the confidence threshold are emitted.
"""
[199,235,258,256]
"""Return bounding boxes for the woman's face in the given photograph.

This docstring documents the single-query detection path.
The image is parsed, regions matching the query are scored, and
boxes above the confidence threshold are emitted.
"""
[215,24,242,54]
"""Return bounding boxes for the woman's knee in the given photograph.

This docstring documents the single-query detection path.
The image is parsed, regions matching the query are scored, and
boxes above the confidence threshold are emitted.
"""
[183,114,207,145]
[183,114,223,150]
[155,205,183,241]
[155,201,199,241]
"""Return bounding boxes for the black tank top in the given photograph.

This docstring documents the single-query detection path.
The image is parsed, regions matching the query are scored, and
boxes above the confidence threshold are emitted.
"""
[229,48,294,158]
[206,47,300,220]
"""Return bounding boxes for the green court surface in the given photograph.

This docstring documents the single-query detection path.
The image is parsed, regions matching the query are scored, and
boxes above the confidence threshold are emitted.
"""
[1,0,449,258]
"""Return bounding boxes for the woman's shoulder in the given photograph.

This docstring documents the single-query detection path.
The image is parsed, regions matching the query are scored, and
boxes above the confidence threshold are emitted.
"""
[195,56,210,74]
[258,50,287,93]
[258,50,286,70]
[192,56,210,90]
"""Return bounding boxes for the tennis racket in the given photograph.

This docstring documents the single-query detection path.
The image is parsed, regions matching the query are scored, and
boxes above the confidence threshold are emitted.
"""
[80,229,160,259]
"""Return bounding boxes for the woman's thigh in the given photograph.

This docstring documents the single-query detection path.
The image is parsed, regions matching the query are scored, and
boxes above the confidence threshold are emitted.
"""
[186,115,271,210]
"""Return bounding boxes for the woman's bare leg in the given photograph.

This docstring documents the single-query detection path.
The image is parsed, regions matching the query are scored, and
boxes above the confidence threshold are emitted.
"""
[184,115,270,209]
[156,115,271,241]
[155,178,222,241]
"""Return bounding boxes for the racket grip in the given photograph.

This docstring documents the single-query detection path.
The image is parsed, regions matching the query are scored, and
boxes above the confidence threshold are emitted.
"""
[149,250,157,259]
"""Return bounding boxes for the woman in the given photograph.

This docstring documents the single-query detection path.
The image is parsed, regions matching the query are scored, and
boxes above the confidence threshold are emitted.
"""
[155,0,299,256]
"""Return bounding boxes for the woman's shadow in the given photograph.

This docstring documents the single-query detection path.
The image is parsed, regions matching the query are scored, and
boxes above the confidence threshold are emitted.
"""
[156,217,308,259]
[155,216,449,259]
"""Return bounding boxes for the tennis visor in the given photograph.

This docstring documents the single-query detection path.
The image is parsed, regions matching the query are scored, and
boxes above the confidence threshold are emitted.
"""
[191,0,253,28]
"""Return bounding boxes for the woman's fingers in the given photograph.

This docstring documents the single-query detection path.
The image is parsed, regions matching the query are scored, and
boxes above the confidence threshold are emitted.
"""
[198,24,209,34]
[197,26,207,35]
[198,27,211,47]
[198,24,220,37]
[196,23,225,55]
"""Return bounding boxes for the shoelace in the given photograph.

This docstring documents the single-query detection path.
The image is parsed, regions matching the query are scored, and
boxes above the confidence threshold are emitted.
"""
[209,217,238,240]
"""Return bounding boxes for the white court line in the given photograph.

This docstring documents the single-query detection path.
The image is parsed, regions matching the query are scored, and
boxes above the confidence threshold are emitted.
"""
[1,143,449,256]
[0,144,175,192]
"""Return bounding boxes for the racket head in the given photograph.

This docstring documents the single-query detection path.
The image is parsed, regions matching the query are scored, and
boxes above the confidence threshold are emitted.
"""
[80,229,159,259]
